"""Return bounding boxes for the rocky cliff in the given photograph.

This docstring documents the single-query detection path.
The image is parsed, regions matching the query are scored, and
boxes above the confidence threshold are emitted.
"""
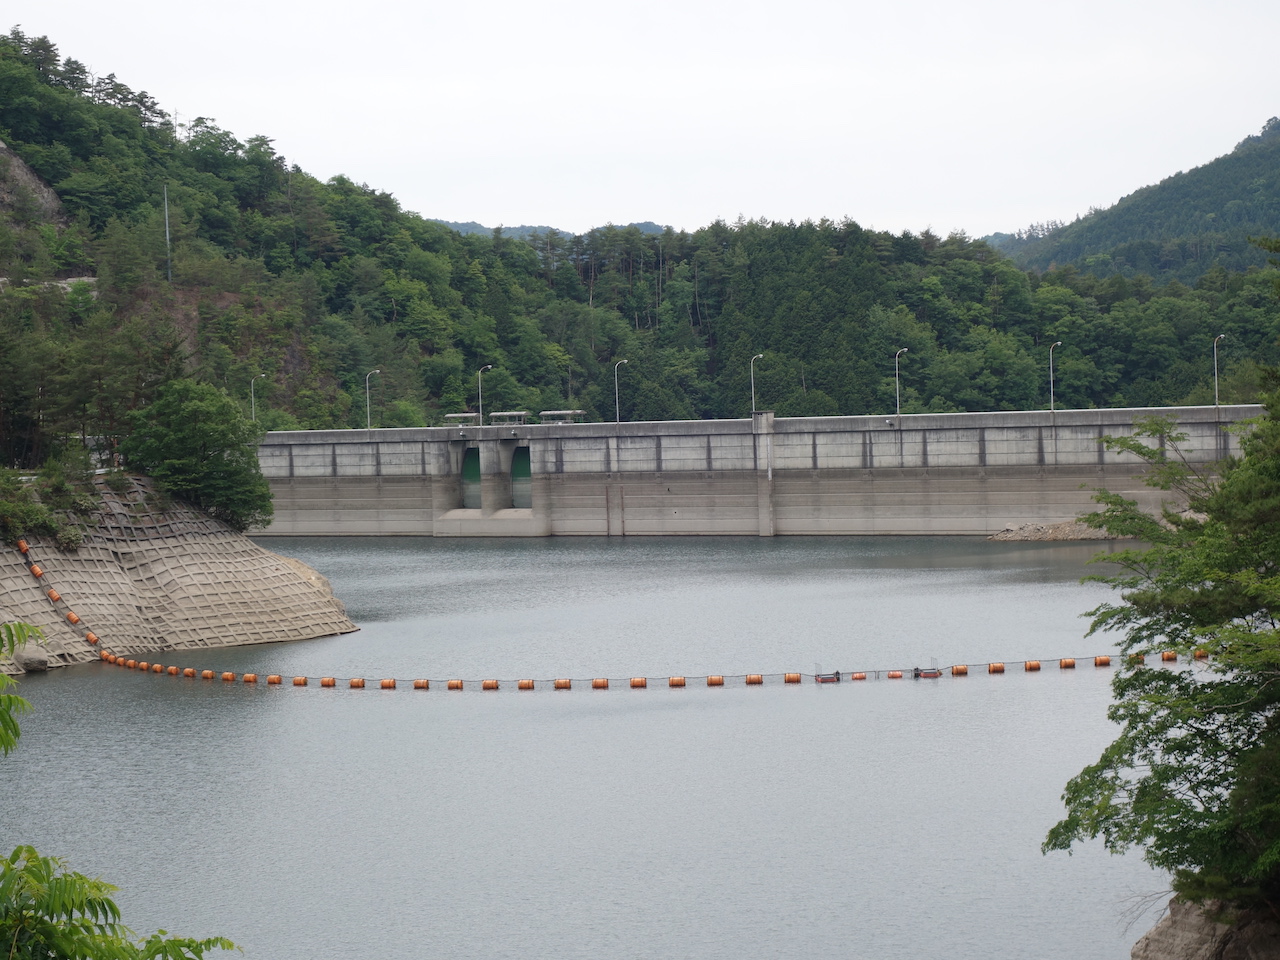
[1132,899,1280,959]
[0,477,356,674]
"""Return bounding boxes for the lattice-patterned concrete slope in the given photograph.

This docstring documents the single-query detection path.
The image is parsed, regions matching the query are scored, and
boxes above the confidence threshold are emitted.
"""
[1,477,357,674]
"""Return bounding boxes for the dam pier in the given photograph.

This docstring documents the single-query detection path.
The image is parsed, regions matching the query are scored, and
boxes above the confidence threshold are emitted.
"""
[256,405,1256,538]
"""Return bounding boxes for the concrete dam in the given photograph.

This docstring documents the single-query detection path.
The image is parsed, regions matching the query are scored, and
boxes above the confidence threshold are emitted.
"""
[256,405,1258,537]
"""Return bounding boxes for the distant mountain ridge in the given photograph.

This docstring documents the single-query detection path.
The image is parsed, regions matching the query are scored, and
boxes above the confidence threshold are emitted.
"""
[431,219,669,239]
[988,117,1280,282]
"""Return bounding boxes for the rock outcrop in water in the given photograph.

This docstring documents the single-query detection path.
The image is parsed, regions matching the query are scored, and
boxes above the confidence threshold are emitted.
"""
[0,477,356,675]
[1132,898,1280,958]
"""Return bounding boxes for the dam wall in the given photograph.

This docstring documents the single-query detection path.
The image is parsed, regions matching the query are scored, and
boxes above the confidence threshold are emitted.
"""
[257,405,1258,538]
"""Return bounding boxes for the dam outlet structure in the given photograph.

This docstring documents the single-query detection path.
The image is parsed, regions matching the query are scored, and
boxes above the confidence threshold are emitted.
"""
[256,405,1256,538]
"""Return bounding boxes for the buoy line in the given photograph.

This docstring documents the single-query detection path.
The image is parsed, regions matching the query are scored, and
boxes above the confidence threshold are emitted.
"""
[11,540,1212,691]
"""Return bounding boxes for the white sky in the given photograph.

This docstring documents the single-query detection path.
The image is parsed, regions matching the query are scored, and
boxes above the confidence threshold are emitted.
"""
[10,0,1278,238]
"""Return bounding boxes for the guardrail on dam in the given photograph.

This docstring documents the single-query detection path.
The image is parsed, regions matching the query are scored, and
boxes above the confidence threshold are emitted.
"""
[255,405,1258,537]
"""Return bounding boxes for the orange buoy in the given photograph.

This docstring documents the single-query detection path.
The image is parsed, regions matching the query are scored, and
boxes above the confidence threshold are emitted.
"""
[951,664,968,676]
[349,678,365,689]
[381,679,397,690]
[1025,660,1041,672]
[413,679,430,690]
[183,668,196,678]
[707,675,724,686]
[150,664,163,673]
[746,674,763,685]
[592,678,609,689]
[85,632,99,645]
[481,679,499,691]
[167,666,179,676]
[17,539,28,553]
[138,661,150,671]
[1161,651,1178,662]
[267,675,283,685]
[517,679,534,690]
[243,674,258,683]
[1194,649,1208,660]
[65,612,80,625]
[784,673,802,684]
[46,589,60,602]
[448,679,465,691]
[103,652,114,663]
[852,672,867,680]
[221,672,236,682]
[554,678,572,690]
[28,564,43,578]
[1130,653,1146,665]
[1094,655,1111,667]
[294,676,308,686]
[669,676,686,687]
[202,670,215,680]
[887,670,904,679]
[1059,658,1075,669]
[630,677,647,688]
[320,677,336,687]
[989,662,1005,674]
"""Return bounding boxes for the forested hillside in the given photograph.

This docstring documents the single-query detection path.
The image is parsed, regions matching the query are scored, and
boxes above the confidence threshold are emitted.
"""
[991,119,1280,283]
[1,27,1278,472]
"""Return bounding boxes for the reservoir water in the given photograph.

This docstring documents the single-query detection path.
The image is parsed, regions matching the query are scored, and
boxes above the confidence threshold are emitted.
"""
[3,537,1165,959]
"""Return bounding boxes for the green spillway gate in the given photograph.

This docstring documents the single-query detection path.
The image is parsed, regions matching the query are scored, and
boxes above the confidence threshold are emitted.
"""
[511,447,531,509]
[461,448,481,509]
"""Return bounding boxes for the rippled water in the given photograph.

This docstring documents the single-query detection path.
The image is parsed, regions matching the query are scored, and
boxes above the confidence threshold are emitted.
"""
[3,537,1164,959]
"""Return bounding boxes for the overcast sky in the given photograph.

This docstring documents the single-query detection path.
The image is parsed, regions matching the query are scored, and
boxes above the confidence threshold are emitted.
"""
[10,0,1278,238]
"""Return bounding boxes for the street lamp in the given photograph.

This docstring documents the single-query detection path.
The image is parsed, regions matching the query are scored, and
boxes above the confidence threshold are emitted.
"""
[750,354,764,413]
[1049,341,1062,413]
[1213,334,1225,406]
[250,373,266,422]
[477,364,493,424]
[894,348,908,417]
[365,369,380,430]
[614,359,628,423]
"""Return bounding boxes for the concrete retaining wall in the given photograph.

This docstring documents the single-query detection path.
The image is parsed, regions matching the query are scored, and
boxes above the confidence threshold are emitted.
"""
[257,405,1258,537]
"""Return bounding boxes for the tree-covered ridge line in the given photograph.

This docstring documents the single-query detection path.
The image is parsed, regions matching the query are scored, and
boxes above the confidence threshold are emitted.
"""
[1,27,1278,473]
[990,118,1280,283]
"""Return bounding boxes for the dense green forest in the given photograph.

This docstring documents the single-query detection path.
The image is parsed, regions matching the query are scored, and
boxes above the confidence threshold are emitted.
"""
[1,27,1278,471]
[990,119,1280,283]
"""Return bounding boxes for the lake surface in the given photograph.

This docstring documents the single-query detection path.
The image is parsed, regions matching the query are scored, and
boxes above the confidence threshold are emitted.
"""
[3,537,1165,959]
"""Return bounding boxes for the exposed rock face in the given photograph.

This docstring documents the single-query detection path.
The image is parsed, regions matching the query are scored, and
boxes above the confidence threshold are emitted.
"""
[1133,899,1280,959]
[988,519,1122,541]
[0,137,65,224]
[0,477,357,675]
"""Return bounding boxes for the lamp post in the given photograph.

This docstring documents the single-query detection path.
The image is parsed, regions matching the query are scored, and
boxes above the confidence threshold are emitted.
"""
[1049,341,1062,413]
[614,359,628,422]
[894,348,908,418]
[365,369,380,430]
[750,354,764,413]
[477,364,493,424]
[1213,334,1225,406]
[250,373,265,422]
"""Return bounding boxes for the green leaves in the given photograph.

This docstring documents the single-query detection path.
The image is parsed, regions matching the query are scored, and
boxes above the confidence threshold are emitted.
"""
[120,379,272,532]
[1047,395,1280,909]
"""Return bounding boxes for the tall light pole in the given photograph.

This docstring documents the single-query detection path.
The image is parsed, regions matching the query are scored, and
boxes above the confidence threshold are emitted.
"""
[1213,334,1225,406]
[250,373,266,422]
[894,348,908,417]
[477,364,493,424]
[750,354,764,413]
[614,359,628,423]
[1049,341,1062,413]
[365,369,380,430]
